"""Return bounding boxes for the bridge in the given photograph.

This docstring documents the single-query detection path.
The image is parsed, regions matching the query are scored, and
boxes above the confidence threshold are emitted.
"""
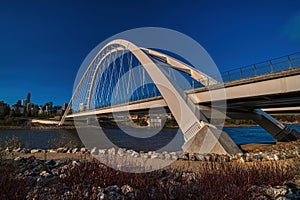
[60,39,300,154]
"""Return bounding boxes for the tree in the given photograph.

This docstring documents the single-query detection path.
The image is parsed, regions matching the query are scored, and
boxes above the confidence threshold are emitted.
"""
[0,103,10,118]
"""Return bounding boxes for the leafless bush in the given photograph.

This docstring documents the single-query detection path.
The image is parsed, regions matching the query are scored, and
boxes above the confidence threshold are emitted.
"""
[59,160,297,199]
[0,158,298,199]
[0,163,32,199]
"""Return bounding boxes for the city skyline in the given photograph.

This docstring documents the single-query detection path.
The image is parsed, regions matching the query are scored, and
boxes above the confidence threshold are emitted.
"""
[2,92,65,107]
[0,1,300,106]
[0,91,68,119]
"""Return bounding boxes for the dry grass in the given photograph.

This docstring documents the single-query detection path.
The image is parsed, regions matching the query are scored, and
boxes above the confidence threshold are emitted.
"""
[0,156,298,200]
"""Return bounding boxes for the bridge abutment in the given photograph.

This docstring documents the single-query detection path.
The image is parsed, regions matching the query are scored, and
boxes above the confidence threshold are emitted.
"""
[182,123,242,154]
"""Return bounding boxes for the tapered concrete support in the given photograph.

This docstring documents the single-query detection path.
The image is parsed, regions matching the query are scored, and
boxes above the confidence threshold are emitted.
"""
[87,117,98,125]
[228,109,300,142]
[182,123,242,155]
[252,109,300,141]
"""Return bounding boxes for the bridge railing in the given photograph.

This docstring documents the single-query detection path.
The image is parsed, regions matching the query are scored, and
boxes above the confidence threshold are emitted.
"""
[214,52,300,84]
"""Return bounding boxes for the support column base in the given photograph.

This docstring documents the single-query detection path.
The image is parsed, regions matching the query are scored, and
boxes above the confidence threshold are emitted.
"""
[182,125,242,155]
[275,127,300,142]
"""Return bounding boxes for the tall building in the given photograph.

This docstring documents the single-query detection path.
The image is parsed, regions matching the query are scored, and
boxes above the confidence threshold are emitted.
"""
[44,102,53,115]
[21,99,27,106]
[17,100,22,106]
[21,93,30,109]
[62,103,68,111]
[26,93,31,104]
[26,103,32,112]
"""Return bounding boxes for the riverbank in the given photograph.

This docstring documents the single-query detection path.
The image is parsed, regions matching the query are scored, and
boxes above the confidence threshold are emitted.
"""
[224,121,300,128]
[2,138,299,163]
[1,124,299,198]
[0,123,75,130]
[1,141,300,199]
[0,120,299,130]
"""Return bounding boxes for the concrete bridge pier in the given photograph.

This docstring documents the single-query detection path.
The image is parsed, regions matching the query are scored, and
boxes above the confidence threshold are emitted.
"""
[182,121,242,154]
[228,109,300,142]
[252,109,300,141]
[86,117,98,126]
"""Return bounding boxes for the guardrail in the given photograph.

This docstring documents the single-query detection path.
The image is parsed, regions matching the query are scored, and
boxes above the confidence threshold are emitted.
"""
[217,52,300,83]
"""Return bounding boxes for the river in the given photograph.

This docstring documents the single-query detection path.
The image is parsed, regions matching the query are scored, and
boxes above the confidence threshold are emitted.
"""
[0,124,299,151]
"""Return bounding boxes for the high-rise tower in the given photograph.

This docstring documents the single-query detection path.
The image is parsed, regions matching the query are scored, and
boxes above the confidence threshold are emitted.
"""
[26,93,31,104]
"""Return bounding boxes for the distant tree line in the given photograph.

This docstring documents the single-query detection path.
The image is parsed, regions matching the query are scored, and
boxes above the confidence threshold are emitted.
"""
[0,101,63,126]
[274,115,300,123]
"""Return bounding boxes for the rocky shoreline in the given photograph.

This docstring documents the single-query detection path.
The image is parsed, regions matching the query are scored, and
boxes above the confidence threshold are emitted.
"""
[1,140,300,199]
[1,152,299,199]
[4,139,300,163]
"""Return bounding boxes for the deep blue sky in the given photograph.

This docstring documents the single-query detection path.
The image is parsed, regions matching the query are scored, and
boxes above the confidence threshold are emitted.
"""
[0,0,300,106]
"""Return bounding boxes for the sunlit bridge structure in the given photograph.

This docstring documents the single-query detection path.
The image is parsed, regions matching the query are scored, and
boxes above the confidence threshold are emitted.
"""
[60,39,300,154]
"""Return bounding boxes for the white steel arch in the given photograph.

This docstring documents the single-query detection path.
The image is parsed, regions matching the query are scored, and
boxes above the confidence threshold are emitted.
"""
[87,46,125,108]
[60,39,218,127]
[59,39,241,154]
[86,40,218,110]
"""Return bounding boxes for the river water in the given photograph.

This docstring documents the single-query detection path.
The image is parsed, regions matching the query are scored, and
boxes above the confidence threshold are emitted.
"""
[0,124,299,151]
